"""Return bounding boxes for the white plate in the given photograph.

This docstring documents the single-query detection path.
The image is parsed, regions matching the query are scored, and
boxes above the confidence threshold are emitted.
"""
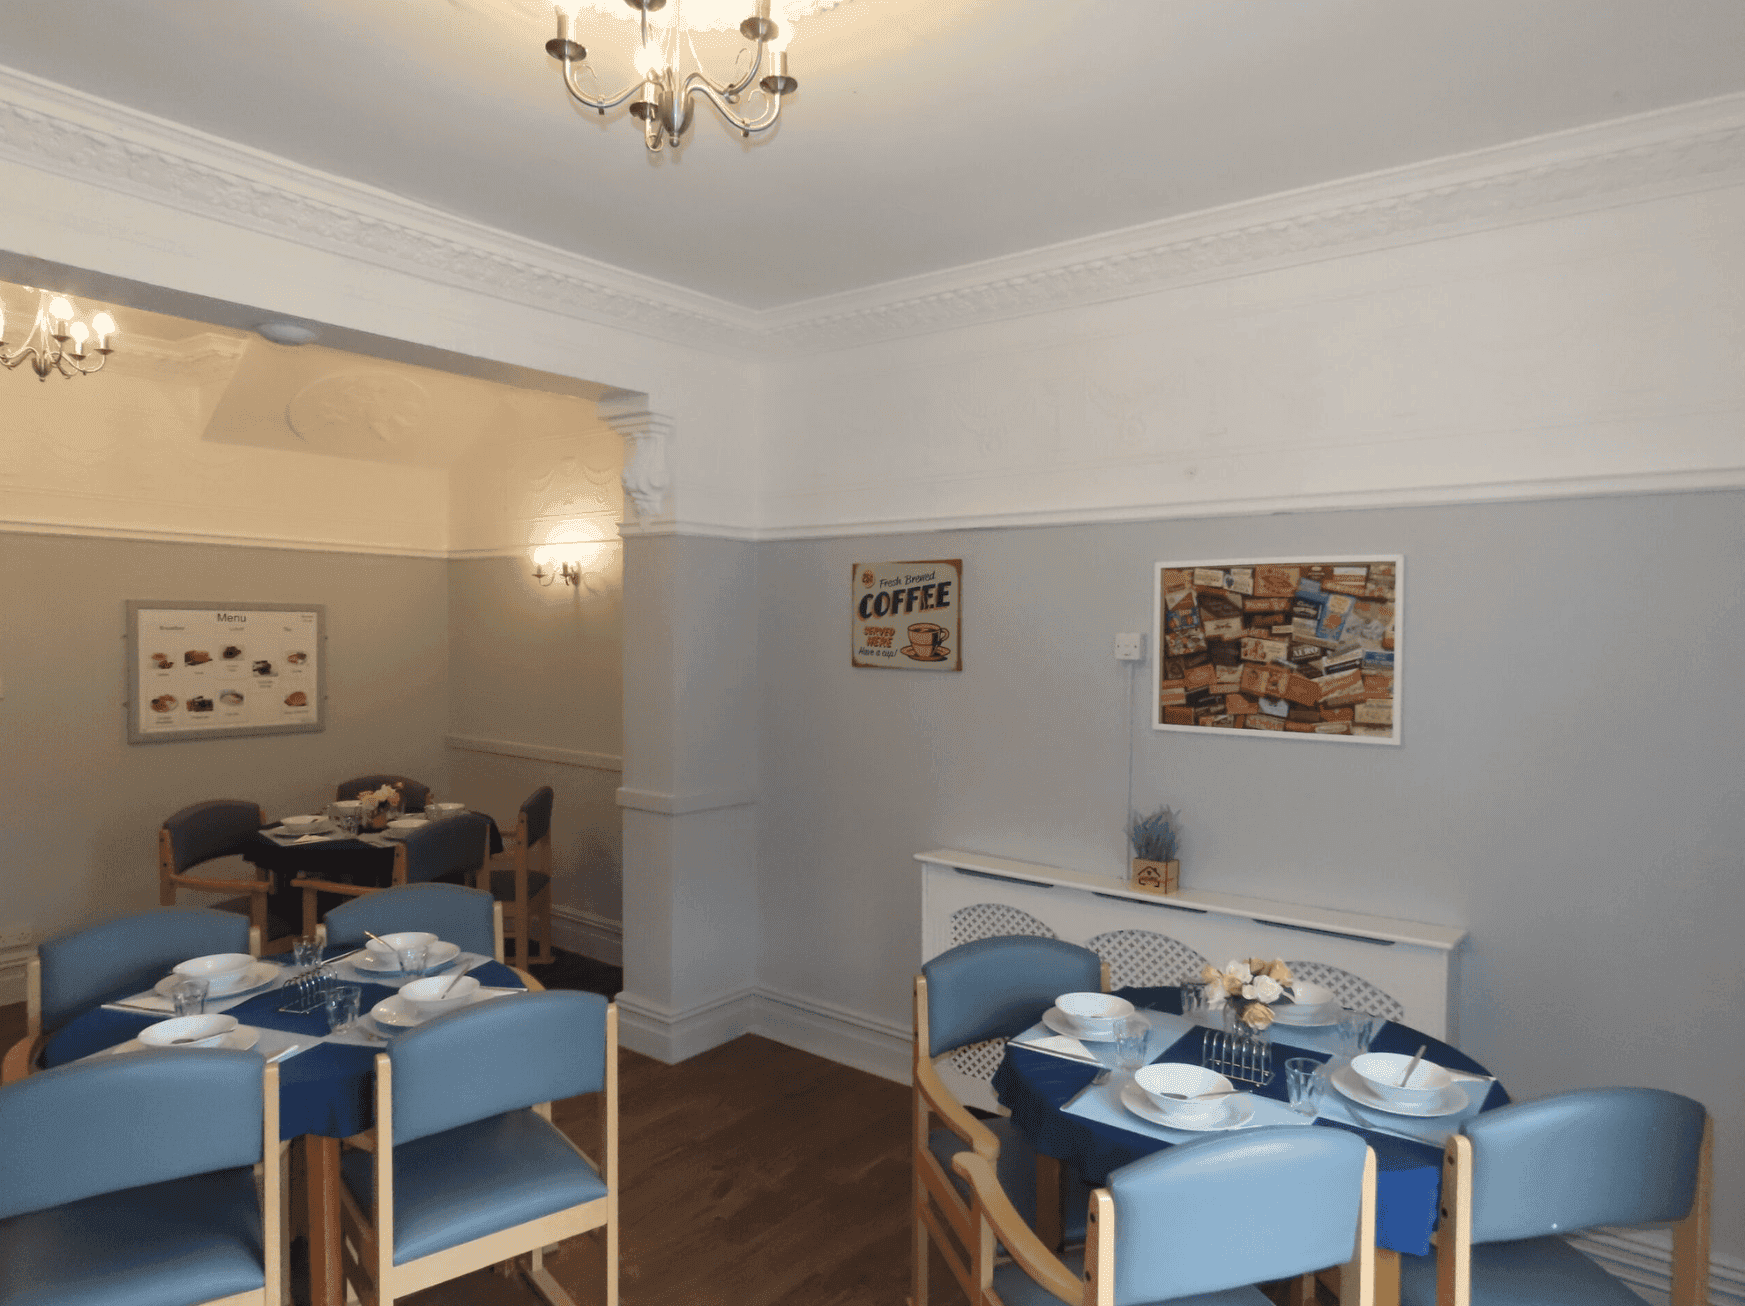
[1330,1064,1470,1118]
[1120,1081,1255,1132]
[1043,1006,1118,1042]
[1271,1001,1342,1027]
[129,1027,260,1053]
[280,814,326,827]
[155,960,281,1000]
[351,941,461,974]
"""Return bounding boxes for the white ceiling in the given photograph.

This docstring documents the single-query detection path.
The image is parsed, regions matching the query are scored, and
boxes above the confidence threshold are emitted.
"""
[4,0,1743,309]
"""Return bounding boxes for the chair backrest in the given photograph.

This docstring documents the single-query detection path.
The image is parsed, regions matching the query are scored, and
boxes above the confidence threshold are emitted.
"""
[0,1048,263,1220]
[922,935,1103,1057]
[1284,960,1405,1023]
[387,990,608,1145]
[1463,1087,1707,1242]
[1104,1128,1372,1303]
[1087,928,1210,988]
[336,774,431,813]
[400,812,491,885]
[519,785,554,849]
[324,882,498,959]
[38,907,251,1032]
[161,799,263,873]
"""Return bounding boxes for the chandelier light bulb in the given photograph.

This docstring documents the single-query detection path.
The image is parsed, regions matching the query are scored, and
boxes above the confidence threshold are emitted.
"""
[91,311,116,337]
[70,321,89,345]
[48,296,73,322]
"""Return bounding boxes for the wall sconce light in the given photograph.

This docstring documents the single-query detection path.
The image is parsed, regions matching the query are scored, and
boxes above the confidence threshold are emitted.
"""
[532,561,583,587]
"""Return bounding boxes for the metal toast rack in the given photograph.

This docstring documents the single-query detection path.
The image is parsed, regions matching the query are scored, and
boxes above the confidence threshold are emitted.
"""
[277,965,337,1015]
[1200,1027,1275,1087]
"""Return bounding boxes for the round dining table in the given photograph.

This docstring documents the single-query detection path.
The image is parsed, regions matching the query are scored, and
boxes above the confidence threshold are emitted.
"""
[994,985,1508,1306]
[43,949,532,1306]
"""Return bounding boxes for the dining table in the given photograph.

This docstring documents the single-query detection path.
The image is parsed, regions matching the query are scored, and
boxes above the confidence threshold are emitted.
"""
[994,985,1509,1306]
[42,944,533,1306]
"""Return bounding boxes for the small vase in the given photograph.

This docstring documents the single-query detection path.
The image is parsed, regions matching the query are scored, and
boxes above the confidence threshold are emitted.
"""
[1222,1001,1273,1046]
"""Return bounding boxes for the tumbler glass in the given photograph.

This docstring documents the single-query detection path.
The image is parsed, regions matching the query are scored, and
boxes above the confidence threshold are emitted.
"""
[1285,1057,1327,1117]
[324,984,363,1034]
[1113,1016,1150,1075]
[396,943,429,978]
[169,976,209,1018]
[1336,1009,1383,1060]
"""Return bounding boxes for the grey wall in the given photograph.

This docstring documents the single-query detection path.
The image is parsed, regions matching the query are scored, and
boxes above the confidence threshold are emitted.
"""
[755,489,1745,1257]
[445,556,623,932]
[0,533,450,939]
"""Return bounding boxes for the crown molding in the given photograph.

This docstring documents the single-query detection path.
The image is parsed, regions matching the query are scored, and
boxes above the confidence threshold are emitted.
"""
[763,93,1745,352]
[0,64,746,350]
[2,67,1742,363]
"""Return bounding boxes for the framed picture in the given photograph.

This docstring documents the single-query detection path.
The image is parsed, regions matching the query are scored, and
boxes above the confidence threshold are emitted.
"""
[1152,557,1400,744]
[126,601,326,744]
[851,560,962,671]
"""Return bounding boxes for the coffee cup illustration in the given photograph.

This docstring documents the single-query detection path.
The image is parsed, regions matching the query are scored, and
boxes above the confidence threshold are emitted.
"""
[903,622,950,661]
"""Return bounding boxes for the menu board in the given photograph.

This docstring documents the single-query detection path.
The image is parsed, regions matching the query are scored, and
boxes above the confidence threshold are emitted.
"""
[126,601,325,744]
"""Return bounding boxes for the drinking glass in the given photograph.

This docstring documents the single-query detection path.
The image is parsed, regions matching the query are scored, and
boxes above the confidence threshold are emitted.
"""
[1337,1009,1383,1060]
[1178,981,1206,1019]
[169,976,209,1017]
[328,801,361,835]
[1285,1057,1327,1117]
[396,943,429,978]
[324,984,363,1034]
[1113,1016,1150,1075]
[292,935,322,972]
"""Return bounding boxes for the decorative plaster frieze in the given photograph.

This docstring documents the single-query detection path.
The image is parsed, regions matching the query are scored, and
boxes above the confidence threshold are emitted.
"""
[0,65,1741,357]
[597,392,673,524]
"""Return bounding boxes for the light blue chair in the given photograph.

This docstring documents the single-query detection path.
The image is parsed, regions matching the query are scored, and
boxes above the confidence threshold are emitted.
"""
[3,906,253,1083]
[323,882,503,963]
[337,990,617,1306]
[0,1048,280,1306]
[954,1127,1376,1306]
[913,935,1106,1306]
[1398,1087,1711,1306]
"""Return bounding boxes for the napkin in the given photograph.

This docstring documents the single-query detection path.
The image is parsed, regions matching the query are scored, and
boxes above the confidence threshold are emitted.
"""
[1065,1078,1311,1143]
[1318,1065,1495,1148]
[1010,1032,1101,1064]
[84,1026,317,1065]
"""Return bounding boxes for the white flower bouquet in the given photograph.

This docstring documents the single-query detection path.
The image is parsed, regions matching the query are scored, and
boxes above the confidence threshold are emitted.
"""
[1200,957,1304,1031]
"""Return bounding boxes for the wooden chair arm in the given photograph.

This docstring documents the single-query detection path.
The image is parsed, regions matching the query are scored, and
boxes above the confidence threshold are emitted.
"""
[167,872,271,895]
[2,1033,44,1084]
[512,967,545,992]
[914,1051,1001,1159]
[952,1152,1084,1305]
[289,876,374,900]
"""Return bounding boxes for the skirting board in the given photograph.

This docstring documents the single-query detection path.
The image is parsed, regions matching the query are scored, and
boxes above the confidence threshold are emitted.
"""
[549,905,622,967]
[1567,1228,1744,1306]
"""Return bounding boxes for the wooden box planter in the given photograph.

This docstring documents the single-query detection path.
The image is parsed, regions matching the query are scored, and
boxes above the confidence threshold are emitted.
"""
[1130,859,1180,896]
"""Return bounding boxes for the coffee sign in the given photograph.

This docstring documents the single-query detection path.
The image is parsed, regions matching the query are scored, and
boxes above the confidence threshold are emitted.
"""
[852,560,962,671]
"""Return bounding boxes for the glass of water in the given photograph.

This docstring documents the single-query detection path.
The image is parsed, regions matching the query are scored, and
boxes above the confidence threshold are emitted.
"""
[324,984,362,1034]
[396,943,429,978]
[168,976,209,1017]
[1285,1057,1328,1117]
[1113,1016,1150,1076]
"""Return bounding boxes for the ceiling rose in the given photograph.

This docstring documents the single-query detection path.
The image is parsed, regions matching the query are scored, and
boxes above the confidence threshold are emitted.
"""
[548,0,851,152]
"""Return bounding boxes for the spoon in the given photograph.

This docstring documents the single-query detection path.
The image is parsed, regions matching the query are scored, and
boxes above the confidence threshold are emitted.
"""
[1156,1088,1240,1100]
[1400,1044,1428,1087]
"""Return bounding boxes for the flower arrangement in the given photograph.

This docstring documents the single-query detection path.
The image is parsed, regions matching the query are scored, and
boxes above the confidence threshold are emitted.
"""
[355,783,403,829]
[1202,957,1297,1031]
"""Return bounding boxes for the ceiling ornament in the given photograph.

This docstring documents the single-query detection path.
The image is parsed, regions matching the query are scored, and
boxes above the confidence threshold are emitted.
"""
[546,0,846,152]
[1,288,116,381]
[286,373,431,451]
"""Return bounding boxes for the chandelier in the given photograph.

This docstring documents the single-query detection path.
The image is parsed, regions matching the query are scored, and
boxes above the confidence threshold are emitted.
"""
[1,289,117,381]
[546,0,843,152]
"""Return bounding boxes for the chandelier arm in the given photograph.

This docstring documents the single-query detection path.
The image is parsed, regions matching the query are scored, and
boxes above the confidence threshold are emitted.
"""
[689,38,764,101]
[684,75,785,137]
[558,57,645,113]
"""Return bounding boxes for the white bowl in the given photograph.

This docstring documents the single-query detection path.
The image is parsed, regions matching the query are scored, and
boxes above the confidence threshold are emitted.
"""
[172,953,255,992]
[1288,981,1336,1008]
[140,1014,238,1049]
[1133,1063,1235,1123]
[428,802,466,818]
[386,816,429,832]
[364,931,439,958]
[400,974,480,1015]
[1350,1051,1452,1107]
[280,814,324,828]
[1055,992,1134,1034]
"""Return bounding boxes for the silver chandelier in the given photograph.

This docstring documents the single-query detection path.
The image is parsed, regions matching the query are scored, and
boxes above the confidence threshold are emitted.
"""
[546,0,838,152]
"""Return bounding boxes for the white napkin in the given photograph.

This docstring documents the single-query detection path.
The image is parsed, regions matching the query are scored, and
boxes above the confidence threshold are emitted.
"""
[1065,1078,1312,1142]
[83,1025,317,1065]
[1317,1064,1495,1148]
[1012,1032,1100,1063]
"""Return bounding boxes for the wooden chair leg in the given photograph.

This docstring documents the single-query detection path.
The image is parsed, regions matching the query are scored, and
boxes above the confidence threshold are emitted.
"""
[525,1248,578,1306]
[302,886,320,940]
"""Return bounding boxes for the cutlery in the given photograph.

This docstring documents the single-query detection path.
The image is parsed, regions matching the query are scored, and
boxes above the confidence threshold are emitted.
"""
[169,1035,223,1045]
[1156,1088,1240,1100]
[1400,1044,1429,1087]
[1063,1068,1112,1109]
[436,969,464,998]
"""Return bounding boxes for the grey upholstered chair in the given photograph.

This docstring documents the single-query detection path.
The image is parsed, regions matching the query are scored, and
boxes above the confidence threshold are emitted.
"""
[954,1127,1375,1306]
[0,1048,281,1306]
[295,812,491,937]
[3,906,252,1083]
[324,882,502,964]
[1397,1087,1711,1306]
[913,935,1105,1306]
[337,990,617,1306]
[158,799,279,947]
[477,785,556,969]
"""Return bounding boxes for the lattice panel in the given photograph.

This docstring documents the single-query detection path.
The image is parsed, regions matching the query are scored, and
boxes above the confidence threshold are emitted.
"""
[946,1037,1010,1093]
[1088,929,1210,989]
[949,903,1056,947]
[1286,961,1405,1022]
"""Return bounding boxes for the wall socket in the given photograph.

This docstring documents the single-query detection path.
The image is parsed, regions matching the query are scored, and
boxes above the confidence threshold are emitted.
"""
[1114,632,1145,661]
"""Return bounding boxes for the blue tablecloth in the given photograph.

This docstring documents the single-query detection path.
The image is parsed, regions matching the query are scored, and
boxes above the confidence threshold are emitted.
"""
[992,985,1510,1257]
[42,957,525,1140]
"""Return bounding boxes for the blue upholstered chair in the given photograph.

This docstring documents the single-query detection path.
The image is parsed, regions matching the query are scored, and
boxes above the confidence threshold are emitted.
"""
[336,774,432,813]
[2,906,253,1084]
[954,1127,1376,1306]
[477,786,555,968]
[337,990,617,1306]
[0,1048,281,1306]
[295,812,492,937]
[913,935,1106,1306]
[1398,1087,1712,1306]
[158,799,280,950]
[324,882,503,963]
